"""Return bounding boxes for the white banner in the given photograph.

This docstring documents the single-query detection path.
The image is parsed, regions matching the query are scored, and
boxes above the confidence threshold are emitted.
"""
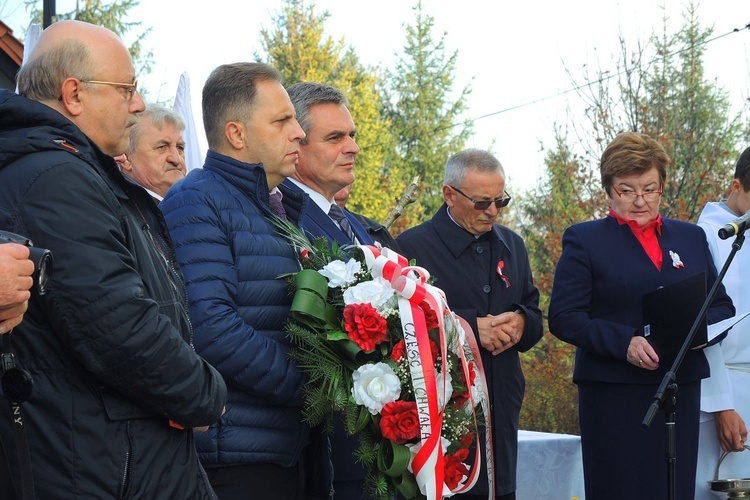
[16,22,42,93]
[173,72,204,171]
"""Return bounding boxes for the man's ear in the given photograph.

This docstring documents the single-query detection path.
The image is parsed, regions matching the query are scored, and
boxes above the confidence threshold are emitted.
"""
[443,184,455,207]
[224,121,245,150]
[731,178,743,195]
[114,153,132,173]
[59,78,85,116]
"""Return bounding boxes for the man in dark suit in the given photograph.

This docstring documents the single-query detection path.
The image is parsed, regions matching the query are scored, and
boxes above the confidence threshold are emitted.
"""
[334,183,400,251]
[281,83,373,250]
[396,149,543,500]
[282,81,382,499]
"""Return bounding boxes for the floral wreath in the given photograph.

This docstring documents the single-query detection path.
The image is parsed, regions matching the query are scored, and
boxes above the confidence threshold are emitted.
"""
[278,222,493,499]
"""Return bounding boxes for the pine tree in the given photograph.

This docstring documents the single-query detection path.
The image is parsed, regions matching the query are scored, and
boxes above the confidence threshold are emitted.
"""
[258,0,397,224]
[382,1,473,226]
[25,0,152,77]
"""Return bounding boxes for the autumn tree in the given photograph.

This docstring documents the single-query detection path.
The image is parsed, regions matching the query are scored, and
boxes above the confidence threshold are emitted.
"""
[24,0,152,77]
[571,2,745,221]
[515,132,605,434]
[258,0,397,224]
[520,132,605,311]
[382,1,473,227]
[517,1,748,434]
[639,6,743,220]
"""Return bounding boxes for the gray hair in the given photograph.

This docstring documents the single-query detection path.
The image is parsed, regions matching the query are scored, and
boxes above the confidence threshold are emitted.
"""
[127,104,185,153]
[202,62,282,149]
[17,38,94,101]
[286,82,348,143]
[443,149,505,186]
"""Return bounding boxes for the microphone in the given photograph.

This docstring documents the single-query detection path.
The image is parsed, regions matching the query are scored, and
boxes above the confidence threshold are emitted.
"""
[718,210,750,239]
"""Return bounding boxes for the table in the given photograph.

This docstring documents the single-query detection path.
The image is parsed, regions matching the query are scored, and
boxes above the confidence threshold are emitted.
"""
[517,430,585,500]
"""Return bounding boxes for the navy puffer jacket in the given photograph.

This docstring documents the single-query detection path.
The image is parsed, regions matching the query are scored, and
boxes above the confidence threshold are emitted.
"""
[160,150,310,468]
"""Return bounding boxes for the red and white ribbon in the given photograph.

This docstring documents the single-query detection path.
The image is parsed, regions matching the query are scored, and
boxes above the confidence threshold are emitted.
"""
[358,245,493,498]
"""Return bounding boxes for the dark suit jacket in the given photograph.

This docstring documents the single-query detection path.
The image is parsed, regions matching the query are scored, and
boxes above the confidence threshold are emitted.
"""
[280,180,372,248]
[396,204,544,496]
[548,215,735,385]
[280,179,374,497]
[350,211,401,252]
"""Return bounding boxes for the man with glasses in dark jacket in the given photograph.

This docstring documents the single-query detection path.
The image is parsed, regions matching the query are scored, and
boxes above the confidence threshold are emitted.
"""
[0,20,226,499]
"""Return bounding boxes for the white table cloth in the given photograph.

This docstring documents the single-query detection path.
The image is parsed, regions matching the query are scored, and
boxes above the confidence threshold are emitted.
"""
[516,430,585,499]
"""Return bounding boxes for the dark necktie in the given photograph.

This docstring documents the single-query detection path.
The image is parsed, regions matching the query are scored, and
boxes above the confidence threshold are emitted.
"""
[328,204,354,241]
[268,190,287,220]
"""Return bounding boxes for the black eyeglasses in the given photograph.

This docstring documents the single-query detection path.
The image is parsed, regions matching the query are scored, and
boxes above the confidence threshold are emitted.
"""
[450,185,511,210]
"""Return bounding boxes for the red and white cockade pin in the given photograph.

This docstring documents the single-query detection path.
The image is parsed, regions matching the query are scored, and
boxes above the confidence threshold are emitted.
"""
[669,250,684,269]
[497,259,511,287]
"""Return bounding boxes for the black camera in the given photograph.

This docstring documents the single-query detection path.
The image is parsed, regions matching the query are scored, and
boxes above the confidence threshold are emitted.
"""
[0,230,53,295]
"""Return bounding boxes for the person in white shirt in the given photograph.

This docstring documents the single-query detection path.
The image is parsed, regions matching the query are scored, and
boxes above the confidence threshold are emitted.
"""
[695,146,750,499]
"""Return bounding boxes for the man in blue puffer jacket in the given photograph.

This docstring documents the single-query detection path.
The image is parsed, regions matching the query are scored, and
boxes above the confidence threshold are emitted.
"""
[161,62,331,500]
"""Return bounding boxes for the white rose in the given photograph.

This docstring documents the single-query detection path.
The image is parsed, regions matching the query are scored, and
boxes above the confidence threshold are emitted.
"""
[436,371,454,411]
[318,258,360,287]
[351,362,401,415]
[343,277,395,308]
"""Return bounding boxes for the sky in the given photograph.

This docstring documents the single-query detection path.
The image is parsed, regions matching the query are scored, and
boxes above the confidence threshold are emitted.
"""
[3,0,749,192]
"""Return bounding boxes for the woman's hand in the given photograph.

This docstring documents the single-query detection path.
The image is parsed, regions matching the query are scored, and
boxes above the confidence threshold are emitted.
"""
[626,335,659,370]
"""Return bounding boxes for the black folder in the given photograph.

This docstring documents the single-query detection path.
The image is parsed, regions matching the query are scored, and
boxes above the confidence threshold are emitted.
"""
[641,271,707,363]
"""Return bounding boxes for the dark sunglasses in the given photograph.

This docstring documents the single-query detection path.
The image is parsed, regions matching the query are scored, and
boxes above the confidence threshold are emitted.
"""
[450,185,511,210]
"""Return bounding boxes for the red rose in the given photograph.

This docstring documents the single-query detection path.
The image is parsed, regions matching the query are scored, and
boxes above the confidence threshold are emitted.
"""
[459,432,475,449]
[390,338,439,364]
[451,389,470,408]
[391,340,406,362]
[343,303,388,351]
[467,361,477,386]
[428,339,439,363]
[451,361,478,408]
[419,302,440,330]
[443,447,470,490]
[379,400,421,444]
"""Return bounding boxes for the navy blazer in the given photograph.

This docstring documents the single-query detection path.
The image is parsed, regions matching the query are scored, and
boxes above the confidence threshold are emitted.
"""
[280,180,373,247]
[280,178,374,494]
[548,216,735,385]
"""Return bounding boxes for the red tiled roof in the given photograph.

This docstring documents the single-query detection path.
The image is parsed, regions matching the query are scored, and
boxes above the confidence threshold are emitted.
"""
[0,20,24,66]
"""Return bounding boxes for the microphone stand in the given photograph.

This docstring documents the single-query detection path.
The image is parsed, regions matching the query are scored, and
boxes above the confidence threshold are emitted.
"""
[642,231,745,500]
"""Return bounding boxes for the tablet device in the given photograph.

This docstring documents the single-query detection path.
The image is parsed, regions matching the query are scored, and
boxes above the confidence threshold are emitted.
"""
[642,271,707,362]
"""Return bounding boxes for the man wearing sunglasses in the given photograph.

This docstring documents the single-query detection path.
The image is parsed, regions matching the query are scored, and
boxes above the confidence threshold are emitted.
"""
[396,149,543,500]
